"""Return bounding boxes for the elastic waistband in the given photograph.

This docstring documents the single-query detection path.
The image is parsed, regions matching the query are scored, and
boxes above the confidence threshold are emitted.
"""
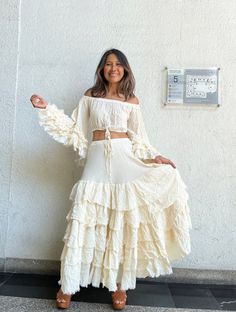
[90,137,131,146]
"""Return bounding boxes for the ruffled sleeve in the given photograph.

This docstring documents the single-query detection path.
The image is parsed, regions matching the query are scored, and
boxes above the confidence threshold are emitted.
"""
[127,105,162,161]
[38,96,90,165]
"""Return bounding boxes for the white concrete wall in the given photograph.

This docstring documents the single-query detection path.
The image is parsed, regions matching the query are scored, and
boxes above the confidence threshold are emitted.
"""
[0,0,20,259]
[1,0,236,270]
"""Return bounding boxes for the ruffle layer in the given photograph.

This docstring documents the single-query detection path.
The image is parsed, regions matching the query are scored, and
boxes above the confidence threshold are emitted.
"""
[58,166,192,294]
[38,103,88,160]
[69,165,188,211]
[130,133,162,160]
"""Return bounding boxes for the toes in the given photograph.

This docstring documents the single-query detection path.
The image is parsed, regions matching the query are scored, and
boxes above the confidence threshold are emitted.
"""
[57,298,66,303]
[114,300,124,304]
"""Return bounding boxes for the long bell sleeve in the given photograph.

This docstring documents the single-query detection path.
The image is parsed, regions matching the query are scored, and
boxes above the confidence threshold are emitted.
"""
[38,96,90,165]
[127,105,162,161]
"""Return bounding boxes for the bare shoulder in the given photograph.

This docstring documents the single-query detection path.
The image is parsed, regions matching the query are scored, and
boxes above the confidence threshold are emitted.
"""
[127,96,139,105]
[84,89,92,96]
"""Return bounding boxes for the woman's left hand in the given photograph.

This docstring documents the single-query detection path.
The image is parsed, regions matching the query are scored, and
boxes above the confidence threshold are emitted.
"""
[154,155,176,169]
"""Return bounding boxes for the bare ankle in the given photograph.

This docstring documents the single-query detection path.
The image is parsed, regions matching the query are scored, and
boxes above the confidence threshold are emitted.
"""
[116,283,126,292]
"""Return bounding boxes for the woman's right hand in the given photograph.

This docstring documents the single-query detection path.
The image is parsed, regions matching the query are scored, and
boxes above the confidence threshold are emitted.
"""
[30,94,48,109]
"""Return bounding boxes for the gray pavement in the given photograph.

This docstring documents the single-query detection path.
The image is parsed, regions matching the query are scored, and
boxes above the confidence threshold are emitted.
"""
[0,296,230,312]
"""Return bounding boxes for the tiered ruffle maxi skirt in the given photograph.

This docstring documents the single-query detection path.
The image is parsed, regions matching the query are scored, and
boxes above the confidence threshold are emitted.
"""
[58,138,192,295]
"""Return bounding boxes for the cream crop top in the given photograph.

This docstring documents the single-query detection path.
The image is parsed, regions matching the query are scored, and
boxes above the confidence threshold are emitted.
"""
[38,95,161,165]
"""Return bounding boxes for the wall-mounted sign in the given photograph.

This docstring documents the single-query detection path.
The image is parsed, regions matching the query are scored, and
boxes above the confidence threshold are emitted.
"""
[165,67,220,106]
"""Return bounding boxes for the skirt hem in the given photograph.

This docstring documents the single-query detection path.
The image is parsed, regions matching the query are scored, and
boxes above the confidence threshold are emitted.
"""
[58,163,192,295]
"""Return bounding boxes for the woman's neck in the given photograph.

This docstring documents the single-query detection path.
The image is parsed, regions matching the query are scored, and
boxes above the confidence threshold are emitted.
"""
[106,83,120,97]
[106,91,125,100]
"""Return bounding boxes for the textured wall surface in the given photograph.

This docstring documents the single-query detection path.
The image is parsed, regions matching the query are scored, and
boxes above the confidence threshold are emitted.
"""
[0,0,20,259]
[1,0,236,270]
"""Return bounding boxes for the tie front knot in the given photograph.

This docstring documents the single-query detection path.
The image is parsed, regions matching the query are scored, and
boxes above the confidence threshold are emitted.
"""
[105,127,111,140]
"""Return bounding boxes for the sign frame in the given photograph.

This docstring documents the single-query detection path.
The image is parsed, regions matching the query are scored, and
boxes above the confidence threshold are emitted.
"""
[163,67,221,108]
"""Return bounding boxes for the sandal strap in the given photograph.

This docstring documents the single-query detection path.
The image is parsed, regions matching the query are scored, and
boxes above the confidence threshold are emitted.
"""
[56,289,71,301]
[112,290,127,301]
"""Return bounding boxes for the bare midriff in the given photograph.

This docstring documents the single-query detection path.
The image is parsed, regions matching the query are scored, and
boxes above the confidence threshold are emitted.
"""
[92,130,129,141]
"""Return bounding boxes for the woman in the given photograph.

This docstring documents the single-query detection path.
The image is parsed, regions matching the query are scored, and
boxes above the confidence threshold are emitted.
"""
[30,48,192,310]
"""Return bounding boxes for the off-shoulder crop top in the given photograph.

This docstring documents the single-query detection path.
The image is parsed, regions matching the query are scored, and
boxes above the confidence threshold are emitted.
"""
[38,95,162,166]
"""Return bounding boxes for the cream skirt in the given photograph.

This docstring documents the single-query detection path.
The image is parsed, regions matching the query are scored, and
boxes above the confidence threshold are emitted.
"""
[58,138,192,294]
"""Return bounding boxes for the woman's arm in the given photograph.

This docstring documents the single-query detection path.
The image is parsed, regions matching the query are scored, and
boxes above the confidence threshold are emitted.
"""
[127,102,176,168]
[30,94,89,163]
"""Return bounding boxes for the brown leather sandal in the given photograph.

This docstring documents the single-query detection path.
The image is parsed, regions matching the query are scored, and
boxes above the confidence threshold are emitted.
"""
[112,290,127,310]
[56,288,72,309]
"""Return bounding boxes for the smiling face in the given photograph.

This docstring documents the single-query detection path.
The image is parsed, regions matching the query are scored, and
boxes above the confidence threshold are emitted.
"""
[103,53,125,84]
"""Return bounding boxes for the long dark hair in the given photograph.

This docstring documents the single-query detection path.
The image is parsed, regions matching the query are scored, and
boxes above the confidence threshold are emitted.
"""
[89,49,136,101]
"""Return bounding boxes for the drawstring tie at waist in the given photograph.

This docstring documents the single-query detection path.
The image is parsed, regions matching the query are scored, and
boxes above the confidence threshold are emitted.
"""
[104,127,113,182]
